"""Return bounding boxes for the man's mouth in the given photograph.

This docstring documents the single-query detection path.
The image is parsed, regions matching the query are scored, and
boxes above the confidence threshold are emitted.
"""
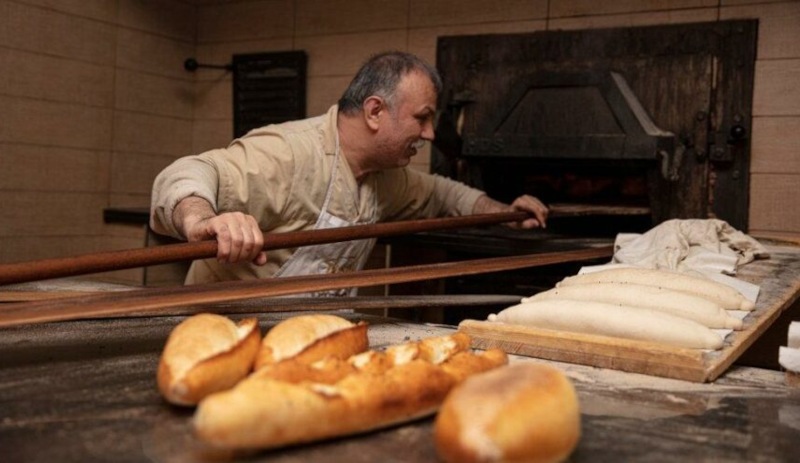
[409,139,426,156]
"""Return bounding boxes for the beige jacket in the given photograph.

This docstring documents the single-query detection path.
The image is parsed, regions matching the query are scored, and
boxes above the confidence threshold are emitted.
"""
[151,105,485,284]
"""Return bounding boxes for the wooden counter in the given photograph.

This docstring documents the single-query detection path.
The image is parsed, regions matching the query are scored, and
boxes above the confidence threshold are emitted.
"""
[1,310,799,462]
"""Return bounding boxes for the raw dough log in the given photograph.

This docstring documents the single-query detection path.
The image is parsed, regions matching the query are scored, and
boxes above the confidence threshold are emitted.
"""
[557,268,754,311]
[489,300,724,349]
[523,283,742,330]
[788,321,800,349]
[157,313,261,406]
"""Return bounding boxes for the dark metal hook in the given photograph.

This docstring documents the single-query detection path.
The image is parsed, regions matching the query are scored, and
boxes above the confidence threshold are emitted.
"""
[184,58,232,72]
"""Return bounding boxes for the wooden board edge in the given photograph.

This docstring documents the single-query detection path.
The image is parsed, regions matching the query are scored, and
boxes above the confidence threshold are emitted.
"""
[704,279,800,382]
[459,319,709,382]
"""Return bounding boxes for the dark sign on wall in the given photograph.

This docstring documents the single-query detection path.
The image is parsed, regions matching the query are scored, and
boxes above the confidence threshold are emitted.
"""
[232,51,307,138]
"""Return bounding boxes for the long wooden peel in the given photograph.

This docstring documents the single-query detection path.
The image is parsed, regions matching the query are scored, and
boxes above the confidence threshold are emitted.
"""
[0,211,529,286]
[0,246,612,328]
[16,295,525,319]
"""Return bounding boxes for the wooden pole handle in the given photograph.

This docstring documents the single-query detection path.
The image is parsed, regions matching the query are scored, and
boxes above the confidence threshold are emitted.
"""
[0,246,612,327]
[0,212,529,286]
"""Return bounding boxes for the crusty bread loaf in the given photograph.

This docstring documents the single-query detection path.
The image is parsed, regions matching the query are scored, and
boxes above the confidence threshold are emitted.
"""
[387,331,472,365]
[435,362,581,463]
[157,313,260,406]
[251,355,358,384]
[194,334,508,450]
[195,359,453,449]
[254,314,368,369]
[252,332,474,384]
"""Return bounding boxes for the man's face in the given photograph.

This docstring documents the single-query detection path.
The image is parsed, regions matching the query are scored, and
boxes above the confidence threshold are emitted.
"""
[373,70,437,169]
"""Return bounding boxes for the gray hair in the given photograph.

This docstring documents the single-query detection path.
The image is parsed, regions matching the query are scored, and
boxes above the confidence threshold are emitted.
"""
[338,51,442,115]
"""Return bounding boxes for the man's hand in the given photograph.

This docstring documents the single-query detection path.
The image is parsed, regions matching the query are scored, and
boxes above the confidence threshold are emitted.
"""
[472,194,548,229]
[174,196,267,265]
[509,194,548,229]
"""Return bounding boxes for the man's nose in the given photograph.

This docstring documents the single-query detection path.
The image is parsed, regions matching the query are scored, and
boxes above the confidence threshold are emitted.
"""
[421,120,435,141]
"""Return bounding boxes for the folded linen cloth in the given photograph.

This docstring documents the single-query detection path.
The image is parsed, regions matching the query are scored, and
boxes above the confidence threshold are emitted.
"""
[612,219,769,275]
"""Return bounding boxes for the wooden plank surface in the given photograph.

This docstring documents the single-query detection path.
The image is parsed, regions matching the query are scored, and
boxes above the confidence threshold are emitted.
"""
[460,241,800,382]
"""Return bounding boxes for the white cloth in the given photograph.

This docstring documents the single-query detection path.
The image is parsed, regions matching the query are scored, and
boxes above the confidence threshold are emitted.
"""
[574,219,767,348]
[612,219,769,276]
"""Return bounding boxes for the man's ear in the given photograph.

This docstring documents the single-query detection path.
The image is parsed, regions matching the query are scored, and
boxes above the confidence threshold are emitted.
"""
[363,96,385,131]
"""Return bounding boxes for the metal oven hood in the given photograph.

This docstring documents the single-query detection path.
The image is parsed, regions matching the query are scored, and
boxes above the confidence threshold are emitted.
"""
[461,70,676,162]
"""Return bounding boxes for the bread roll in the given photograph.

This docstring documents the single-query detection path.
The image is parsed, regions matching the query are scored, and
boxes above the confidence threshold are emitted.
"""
[435,362,580,463]
[254,314,368,369]
[157,313,260,406]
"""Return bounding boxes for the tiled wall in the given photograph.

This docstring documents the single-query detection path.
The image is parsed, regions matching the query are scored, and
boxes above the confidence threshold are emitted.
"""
[0,0,196,283]
[0,0,797,285]
[722,1,800,240]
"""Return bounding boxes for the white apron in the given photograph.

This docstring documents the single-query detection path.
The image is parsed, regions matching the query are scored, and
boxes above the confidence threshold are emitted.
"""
[272,141,377,297]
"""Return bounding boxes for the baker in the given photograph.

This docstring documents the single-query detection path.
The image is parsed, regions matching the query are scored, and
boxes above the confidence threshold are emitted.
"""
[150,51,548,292]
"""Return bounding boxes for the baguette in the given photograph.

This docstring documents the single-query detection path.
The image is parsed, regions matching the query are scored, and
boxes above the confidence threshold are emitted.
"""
[489,300,724,349]
[194,337,508,450]
[386,332,472,365]
[251,356,357,384]
[557,268,754,311]
[523,283,742,330]
[157,313,260,406]
[435,362,580,463]
[252,332,473,384]
[254,314,368,369]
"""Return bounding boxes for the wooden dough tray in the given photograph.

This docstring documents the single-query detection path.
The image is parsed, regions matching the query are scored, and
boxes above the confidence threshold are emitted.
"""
[459,242,800,382]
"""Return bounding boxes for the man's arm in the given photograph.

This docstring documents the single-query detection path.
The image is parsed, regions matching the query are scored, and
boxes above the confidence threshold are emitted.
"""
[379,169,547,229]
[150,153,268,266]
[150,155,221,239]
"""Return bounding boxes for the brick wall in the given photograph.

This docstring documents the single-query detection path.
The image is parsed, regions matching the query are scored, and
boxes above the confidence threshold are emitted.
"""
[0,0,797,285]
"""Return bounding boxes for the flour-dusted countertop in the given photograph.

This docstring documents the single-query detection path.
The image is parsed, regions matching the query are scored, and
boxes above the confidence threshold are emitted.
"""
[1,310,799,463]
